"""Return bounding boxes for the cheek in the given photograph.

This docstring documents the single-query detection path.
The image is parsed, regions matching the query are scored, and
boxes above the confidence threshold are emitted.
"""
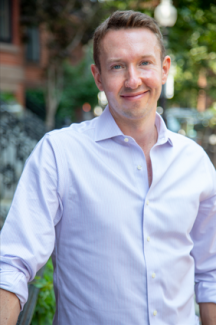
[102,76,122,94]
[141,70,161,88]
[104,89,117,105]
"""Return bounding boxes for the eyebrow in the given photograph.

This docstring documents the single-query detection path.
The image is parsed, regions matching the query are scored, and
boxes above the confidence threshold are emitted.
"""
[107,55,156,64]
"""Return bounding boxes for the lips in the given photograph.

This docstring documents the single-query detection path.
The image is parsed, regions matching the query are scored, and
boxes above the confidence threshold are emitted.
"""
[121,90,149,100]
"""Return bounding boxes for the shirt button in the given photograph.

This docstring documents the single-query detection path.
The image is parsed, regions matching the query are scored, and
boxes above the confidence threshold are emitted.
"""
[146,200,149,205]
[152,273,156,278]
[153,310,157,316]
[124,138,129,142]
[137,165,142,170]
[147,236,150,242]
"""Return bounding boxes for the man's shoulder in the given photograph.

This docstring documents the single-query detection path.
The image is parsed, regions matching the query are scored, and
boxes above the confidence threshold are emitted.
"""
[167,130,215,190]
[167,129,205,155]
[46,117,98,143]
[166,129,215,171]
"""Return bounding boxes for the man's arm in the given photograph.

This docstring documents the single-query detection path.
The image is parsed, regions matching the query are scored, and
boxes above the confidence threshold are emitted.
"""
[189,154,216,324]
[0,289,20,325]
[199,303,216,325]
[0,135,61,316]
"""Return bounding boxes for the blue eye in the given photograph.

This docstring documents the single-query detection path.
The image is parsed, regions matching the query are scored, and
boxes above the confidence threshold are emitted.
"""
[141,61,149,66]
[112,65,121,69]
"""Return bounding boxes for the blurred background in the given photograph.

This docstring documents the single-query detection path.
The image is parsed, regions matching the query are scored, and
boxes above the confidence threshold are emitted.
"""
[0,0,215,323]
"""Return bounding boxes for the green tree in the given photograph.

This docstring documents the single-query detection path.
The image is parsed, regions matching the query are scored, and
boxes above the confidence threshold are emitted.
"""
[165,0,216,108]
[56,45,99,124]
[21,0,109,130]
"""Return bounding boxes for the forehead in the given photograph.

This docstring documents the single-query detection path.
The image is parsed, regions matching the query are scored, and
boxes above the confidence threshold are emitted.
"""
[100,28,161,61]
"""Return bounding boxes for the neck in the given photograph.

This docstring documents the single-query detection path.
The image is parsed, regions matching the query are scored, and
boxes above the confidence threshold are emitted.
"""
[111,110,158,154]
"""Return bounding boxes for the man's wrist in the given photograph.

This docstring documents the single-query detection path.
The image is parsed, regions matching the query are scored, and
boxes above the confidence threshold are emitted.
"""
[199,302,216,325]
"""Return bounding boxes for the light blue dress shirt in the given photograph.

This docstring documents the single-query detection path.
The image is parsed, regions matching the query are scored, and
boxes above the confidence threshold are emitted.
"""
[1,106,216,325]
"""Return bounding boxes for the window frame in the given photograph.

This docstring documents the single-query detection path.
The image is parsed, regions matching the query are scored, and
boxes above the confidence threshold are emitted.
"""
[25,26,41,63]
[0,0,13,43]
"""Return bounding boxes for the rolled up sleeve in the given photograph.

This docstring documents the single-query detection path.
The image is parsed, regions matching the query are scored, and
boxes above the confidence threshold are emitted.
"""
[0,134,63,310]
[190,153,216,304]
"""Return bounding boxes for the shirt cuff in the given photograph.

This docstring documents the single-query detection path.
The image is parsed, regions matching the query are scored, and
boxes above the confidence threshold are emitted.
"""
[195,281,216,304]
[0,264,29,311]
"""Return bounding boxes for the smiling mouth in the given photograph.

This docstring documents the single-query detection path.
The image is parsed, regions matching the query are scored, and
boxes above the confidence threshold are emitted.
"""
[121,90,149,100]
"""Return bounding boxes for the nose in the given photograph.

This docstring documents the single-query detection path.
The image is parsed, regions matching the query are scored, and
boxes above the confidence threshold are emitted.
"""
[124,65,142,89]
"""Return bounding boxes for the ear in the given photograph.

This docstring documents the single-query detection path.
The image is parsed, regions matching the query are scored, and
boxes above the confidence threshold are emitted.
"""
[91,64,104,91]
[161,56,171,85]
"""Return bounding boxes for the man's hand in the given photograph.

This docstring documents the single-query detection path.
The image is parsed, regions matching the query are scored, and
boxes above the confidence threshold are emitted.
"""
[0,289,20,325]
[199,303,216,325]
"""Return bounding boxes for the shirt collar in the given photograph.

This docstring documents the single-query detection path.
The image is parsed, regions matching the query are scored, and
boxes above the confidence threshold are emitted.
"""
[94,105,173,147]
[94,105,123,141]
[155,112,173,147]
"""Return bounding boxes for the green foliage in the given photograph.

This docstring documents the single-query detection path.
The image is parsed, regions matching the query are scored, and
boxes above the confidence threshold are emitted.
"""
[0,91,16,103]
[26,89,46,108]
[167,1,216,108]
[56,46,99,122]
[31,258,55,325]
[25,89,46,120]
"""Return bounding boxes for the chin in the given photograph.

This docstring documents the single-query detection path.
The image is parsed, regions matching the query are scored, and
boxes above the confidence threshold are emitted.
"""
[122,110,148,120]
[130,106,154,119]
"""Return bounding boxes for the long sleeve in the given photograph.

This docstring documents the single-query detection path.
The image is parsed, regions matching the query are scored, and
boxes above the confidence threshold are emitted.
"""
[190,153,216,304]
[0,134,63,310]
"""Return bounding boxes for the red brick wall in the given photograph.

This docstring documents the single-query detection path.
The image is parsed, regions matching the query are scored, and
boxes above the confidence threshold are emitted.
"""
[0,0,48,106]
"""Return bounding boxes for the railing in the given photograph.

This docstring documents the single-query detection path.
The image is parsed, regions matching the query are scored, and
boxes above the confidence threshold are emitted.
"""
[16,267,45,325]
[0,103,45,225]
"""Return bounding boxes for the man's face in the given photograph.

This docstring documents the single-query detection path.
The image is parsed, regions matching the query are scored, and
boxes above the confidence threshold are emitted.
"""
[91,28,170,123]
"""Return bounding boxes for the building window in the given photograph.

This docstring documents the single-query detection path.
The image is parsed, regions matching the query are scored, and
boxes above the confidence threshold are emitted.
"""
[0,0,12,42]
[26,27,40,62]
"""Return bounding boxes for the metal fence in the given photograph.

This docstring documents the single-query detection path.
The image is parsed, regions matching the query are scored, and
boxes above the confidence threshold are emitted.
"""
[16,267,45,325]
[0,103,45,226]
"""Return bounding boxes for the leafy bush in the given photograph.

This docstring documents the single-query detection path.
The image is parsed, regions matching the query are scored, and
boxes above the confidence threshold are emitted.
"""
[31,258,55,325]
[0,91,16,103]
[26,89,46,108]
[25,89,46,120]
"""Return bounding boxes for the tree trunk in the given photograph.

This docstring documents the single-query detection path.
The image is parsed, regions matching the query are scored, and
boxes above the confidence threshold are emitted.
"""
[45,63,63,131]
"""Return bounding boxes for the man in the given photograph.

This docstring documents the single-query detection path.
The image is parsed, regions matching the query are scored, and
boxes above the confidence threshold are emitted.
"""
[0,10,216,325]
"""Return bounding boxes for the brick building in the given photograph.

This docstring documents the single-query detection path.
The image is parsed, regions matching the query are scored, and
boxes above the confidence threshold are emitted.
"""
[0,0,49,107]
